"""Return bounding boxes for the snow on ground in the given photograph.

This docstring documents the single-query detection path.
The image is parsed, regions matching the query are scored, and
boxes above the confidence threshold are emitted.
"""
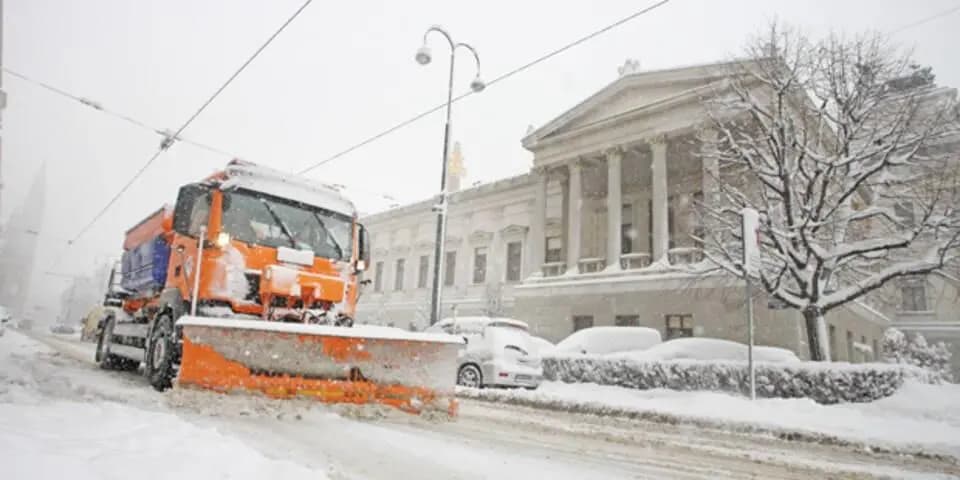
[0,330,330,480]
[462,380,960,458]
[5,328,959,479]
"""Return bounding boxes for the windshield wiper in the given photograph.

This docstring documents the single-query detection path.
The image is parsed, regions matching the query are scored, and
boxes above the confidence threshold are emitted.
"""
[312,211,344,260]
[259,198,297,248]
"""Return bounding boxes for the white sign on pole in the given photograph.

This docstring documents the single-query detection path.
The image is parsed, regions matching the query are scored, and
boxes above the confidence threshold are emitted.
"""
[741,208,761,277]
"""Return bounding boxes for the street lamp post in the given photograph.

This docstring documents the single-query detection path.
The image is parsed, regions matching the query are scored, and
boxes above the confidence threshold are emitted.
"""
[415,25,485,325]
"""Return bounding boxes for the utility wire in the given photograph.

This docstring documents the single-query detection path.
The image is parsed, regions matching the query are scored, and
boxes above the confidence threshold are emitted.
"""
[888,3,960,34]
[68,0,315,243]
[3,68,234,157]
[297,0,675,175]
[6,67,405,209]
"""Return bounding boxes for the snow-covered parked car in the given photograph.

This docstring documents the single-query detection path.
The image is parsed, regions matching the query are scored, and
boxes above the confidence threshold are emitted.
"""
[0,305,10,336]
[425,316,542,389]
[611,337,801,363]
[50,324,75,335]
[552,326,662,355]
[529,336,555,356]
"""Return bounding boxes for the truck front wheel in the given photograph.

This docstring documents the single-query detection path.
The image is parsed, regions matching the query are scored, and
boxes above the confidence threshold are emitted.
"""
[146,315,177,391]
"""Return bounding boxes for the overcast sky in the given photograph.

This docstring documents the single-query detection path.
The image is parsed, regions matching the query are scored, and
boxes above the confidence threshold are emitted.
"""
[3,0,960,312]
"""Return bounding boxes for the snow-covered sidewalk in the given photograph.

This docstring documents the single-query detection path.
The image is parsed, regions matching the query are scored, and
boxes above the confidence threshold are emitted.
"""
[0,330,330,480]
[460,380,960,459]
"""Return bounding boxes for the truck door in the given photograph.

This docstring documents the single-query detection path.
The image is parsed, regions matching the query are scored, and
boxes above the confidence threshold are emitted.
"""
[169,184,212,302]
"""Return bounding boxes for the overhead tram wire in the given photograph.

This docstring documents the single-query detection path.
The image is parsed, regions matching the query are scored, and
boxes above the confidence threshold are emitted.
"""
[296,0,675,175]
[67,0,315,244]
[3,68,234,157]
[6,68,406,211]
[888,3,960,34]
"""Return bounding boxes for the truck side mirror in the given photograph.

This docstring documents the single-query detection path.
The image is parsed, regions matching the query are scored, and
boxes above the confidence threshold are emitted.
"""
[357,224,371,271]
[172,184,211,237]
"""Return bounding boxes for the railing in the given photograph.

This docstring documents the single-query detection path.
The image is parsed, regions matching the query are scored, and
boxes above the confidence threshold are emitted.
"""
[620,252,651,270]
[578,258,605,274]
[541,262,566,277]
[668,247,704,265]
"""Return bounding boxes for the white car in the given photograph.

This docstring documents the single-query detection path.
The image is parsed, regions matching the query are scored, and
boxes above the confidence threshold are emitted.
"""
[425,316,543,389]
[0,305,11,336]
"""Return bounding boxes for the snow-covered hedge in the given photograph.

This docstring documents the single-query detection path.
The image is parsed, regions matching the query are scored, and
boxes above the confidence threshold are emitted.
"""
[543,355,936,404]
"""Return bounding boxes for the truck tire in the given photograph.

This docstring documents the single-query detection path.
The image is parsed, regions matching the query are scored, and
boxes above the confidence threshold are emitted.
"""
[146,314,177,391]
[95,316,138,371]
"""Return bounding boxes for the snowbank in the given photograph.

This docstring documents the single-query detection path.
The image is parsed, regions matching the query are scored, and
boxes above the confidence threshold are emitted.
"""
[0,330,329,479]
[459,381,960,459]
[611,337,800,363]
[0,401,329,480]
[552,326,662,355]
[544,354,935,404]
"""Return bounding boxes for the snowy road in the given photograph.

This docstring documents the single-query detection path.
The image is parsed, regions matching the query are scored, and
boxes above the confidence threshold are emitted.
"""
[3,330,959,479]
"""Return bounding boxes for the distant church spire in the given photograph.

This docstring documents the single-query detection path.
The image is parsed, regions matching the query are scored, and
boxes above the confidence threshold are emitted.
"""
[446,142,466,193]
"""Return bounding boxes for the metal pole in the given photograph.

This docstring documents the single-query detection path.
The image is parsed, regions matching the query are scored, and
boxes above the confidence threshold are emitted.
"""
[746,276,756,400]
[190,226,206,316]
[428,46,457,326]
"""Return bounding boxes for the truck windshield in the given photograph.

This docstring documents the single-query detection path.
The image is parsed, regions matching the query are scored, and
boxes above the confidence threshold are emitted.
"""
[221,189,353,261]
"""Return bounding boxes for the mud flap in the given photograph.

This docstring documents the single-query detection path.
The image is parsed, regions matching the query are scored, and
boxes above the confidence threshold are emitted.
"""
[175,317,463,416]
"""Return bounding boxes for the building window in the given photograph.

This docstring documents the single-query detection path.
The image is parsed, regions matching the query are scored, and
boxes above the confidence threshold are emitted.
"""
[894,201,915,228]
[873,339,879,361]
[545,237,562,262]
[829,324,837,361]
[665,314,693,339]
[394,259,405,291]
[901,279,928,311]
[417,255,429,289]
[374,261,384,292]
[621,203,634,254]
[444,251,456,287]
[846,330,854,362]
[572,315,594,332]
[505,241,522,282]
[473,247,487,284]
[615,315,640,327]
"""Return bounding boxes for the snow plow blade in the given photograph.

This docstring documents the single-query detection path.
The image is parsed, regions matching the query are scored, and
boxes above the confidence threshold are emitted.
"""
[175,317,464,416]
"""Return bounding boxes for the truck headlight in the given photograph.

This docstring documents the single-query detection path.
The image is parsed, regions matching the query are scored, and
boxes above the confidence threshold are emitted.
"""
[356,260,367,272]
[215,232,231,248]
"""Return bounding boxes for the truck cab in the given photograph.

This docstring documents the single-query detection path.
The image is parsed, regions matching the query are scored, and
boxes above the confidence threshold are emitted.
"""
[167,162,370,323]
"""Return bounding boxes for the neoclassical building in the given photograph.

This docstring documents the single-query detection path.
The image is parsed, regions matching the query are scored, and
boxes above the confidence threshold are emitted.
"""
[356,58,960,366]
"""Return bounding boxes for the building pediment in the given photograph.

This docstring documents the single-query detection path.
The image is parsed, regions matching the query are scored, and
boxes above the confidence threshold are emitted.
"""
[522,59,756,151]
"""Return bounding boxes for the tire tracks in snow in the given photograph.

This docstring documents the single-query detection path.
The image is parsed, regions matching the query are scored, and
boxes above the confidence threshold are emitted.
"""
[16,331,960,479]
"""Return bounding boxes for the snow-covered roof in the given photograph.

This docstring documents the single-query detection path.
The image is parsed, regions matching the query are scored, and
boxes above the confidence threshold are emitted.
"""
[218,160,356,218]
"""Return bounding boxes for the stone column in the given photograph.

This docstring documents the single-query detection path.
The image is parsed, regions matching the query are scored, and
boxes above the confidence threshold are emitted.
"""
[700,129,719,205]
[651,136,670,263]
[605,148,623,271]
[566,160,583,273]
[527,167,548,278]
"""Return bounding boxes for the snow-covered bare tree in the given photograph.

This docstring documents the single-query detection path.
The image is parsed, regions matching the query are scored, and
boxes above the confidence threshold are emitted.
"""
[697,24,960,360]
[881,327,953,382]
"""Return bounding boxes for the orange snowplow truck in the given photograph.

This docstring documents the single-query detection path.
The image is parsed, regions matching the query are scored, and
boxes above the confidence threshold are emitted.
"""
[95,159,462,415]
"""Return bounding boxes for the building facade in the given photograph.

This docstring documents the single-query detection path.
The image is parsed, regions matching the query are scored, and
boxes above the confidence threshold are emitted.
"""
[357,59,959,366]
